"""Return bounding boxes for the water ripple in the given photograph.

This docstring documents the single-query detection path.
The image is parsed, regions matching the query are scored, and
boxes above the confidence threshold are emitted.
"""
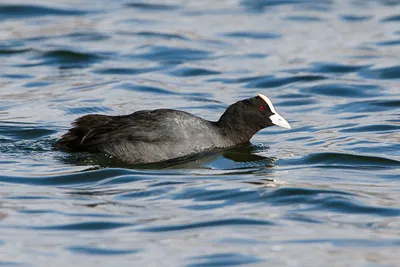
[241,0,332,12]
[285,15,323,22]
[223,31,281,39]
[188,253,261,267]
[281,238,400,247]
[16,49,105,69]
[169,67,221,77]
[332,99,400,113]
[140,218,276,232]
[125,2,178,11]
[376,39,400,46]
[0,4,89,20]
[301,83,381,98]
[30,221,134,231]
[340,15,373,22]
[65,106,112,115]
[93,67,155,75]
[301,197,400,216]
[0,48,31,56]
[132,45,211,65]
[381,14,400,22]
[135,31,189,40]
[360,65,400,79]
[279,152,400,168]
[245,75,326,88]
[117,82,209,97]
[339,124,400,133]
[0,169,142,186]
[67,246,138,255]
[0,123,56,140]
[309,62,371,73]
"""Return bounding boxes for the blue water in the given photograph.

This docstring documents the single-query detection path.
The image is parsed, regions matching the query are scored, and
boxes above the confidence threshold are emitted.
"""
[0,0,399,266]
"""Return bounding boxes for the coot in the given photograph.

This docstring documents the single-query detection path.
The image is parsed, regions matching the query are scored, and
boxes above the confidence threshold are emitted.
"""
[55,94,291,164]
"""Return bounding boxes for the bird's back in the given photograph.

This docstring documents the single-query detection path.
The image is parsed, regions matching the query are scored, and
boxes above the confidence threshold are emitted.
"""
[55,109,230,164]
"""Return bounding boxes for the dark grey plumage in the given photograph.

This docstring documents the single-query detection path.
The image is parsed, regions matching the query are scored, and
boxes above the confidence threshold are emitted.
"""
[55,94,291,164]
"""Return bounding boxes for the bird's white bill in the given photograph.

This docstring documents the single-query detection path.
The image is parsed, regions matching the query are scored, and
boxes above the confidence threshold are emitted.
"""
[269,113,291,129]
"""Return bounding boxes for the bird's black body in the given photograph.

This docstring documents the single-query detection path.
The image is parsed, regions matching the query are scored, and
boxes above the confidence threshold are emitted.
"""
[55,95,290,164]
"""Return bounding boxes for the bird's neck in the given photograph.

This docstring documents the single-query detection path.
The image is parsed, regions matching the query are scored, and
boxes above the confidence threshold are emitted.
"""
[215,109,261,144]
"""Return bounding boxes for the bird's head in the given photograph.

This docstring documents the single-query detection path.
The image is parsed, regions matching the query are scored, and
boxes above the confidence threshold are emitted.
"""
[218,94,291,142]
[227,94,291,129]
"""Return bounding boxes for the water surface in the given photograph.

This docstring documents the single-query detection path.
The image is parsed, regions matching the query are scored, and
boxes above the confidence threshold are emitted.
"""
[0,0,399,266]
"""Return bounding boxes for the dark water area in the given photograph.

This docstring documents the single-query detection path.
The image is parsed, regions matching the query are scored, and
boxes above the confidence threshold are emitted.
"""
[0,0,399,266]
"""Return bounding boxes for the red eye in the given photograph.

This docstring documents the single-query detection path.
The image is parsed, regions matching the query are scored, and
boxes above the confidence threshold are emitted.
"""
[259,105,264,111]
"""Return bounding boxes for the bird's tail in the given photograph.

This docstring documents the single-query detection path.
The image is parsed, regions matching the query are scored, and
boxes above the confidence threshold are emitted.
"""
[54,114,111,151]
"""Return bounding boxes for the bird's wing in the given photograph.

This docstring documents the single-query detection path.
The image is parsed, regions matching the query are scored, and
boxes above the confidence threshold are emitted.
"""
[79,109,190,150]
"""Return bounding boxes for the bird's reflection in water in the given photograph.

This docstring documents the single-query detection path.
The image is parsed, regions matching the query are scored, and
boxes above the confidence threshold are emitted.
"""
[57,142,276,171]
